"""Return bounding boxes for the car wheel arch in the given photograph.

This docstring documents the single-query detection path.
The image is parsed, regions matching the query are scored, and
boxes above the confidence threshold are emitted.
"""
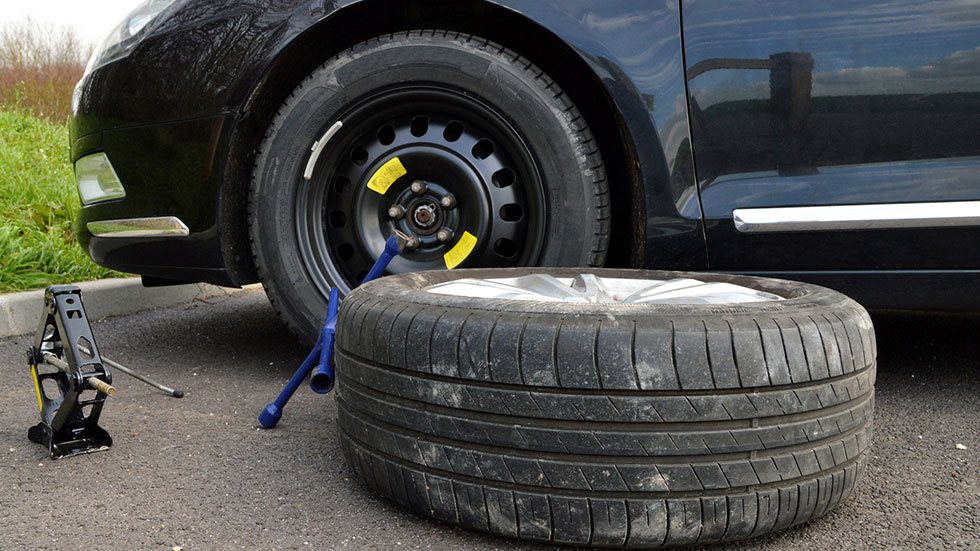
[219,0,645,286]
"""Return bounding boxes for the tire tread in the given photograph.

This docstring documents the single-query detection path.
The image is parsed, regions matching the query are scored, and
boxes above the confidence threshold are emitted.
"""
[335,269,875,548]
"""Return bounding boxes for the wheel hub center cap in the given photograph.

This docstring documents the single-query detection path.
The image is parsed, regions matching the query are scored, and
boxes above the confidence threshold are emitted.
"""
[407,199,441,235]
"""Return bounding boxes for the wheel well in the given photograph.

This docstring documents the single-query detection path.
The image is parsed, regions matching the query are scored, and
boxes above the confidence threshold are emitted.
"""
[221,0,643,285]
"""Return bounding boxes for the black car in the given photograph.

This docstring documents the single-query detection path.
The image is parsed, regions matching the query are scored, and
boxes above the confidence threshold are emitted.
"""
[70,0,980,342]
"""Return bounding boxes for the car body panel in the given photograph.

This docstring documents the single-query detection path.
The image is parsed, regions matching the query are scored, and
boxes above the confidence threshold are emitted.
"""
[683,0,980,270]
[79,115,237,285]
[487,0,706,269]
[71,1,304,139]
[69,0,980,309]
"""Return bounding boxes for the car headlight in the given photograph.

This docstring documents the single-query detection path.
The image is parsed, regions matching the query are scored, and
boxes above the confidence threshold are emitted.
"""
[84,0,181,75]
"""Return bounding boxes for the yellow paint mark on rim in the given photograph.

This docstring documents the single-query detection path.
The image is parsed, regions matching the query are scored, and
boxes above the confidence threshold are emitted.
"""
[444,231,478,269]
[367,157,407,195]
[31,365,42,412]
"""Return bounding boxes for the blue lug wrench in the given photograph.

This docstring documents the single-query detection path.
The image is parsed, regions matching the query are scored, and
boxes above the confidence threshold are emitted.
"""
[259,231,408,428]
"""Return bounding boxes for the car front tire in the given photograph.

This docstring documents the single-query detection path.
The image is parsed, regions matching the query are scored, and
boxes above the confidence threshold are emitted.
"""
[249,30,609,343]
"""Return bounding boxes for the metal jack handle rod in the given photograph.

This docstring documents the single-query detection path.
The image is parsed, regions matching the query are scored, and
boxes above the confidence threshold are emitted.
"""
[258,231,408,429]
[78,345,183,398]
[40,352,117,396]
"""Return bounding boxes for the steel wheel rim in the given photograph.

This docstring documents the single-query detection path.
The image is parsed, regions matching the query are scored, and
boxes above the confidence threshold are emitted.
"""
[296,85,547,296]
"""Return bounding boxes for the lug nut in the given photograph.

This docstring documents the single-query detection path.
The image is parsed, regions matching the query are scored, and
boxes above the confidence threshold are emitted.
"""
[404,235,422,250]
[440,194,456,209]
[387,205,405,220]
[410,180,427,196]
[436,228,454,243]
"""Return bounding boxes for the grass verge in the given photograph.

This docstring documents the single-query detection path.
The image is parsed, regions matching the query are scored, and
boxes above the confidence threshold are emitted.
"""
[0,108,122,292]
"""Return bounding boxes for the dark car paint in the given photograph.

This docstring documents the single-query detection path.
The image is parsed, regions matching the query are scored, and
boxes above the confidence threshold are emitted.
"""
[683,0,980,271]
[70,0,980,308]
[72,0,705,285]
[71,1,322,285]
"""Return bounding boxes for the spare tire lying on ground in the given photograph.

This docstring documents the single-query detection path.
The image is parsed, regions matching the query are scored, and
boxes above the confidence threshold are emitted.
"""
[335,268,875,548]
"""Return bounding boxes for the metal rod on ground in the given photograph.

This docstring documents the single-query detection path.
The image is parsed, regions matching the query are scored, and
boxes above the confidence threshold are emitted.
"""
[78,345,184,398]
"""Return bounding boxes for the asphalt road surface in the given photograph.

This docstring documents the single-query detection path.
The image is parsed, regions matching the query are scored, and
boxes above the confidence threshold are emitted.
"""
[1,290,977,550]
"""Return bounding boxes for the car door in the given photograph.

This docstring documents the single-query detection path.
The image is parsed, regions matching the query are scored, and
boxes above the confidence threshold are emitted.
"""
[682,0,980,272]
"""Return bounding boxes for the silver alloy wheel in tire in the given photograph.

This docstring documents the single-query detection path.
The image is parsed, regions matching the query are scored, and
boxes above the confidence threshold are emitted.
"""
[424,273,784,304]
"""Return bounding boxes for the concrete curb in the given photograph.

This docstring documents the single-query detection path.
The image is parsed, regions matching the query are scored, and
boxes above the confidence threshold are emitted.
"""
[0,278,260,338]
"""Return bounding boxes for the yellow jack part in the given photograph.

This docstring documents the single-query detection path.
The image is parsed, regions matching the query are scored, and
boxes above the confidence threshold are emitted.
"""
[30,364,42,412]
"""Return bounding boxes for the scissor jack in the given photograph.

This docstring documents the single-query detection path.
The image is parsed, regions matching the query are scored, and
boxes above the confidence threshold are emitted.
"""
[26,285,182,459]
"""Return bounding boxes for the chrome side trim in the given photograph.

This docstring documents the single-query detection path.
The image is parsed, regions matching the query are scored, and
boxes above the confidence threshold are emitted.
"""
[87,216,189,238]
[733,201,980,233]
